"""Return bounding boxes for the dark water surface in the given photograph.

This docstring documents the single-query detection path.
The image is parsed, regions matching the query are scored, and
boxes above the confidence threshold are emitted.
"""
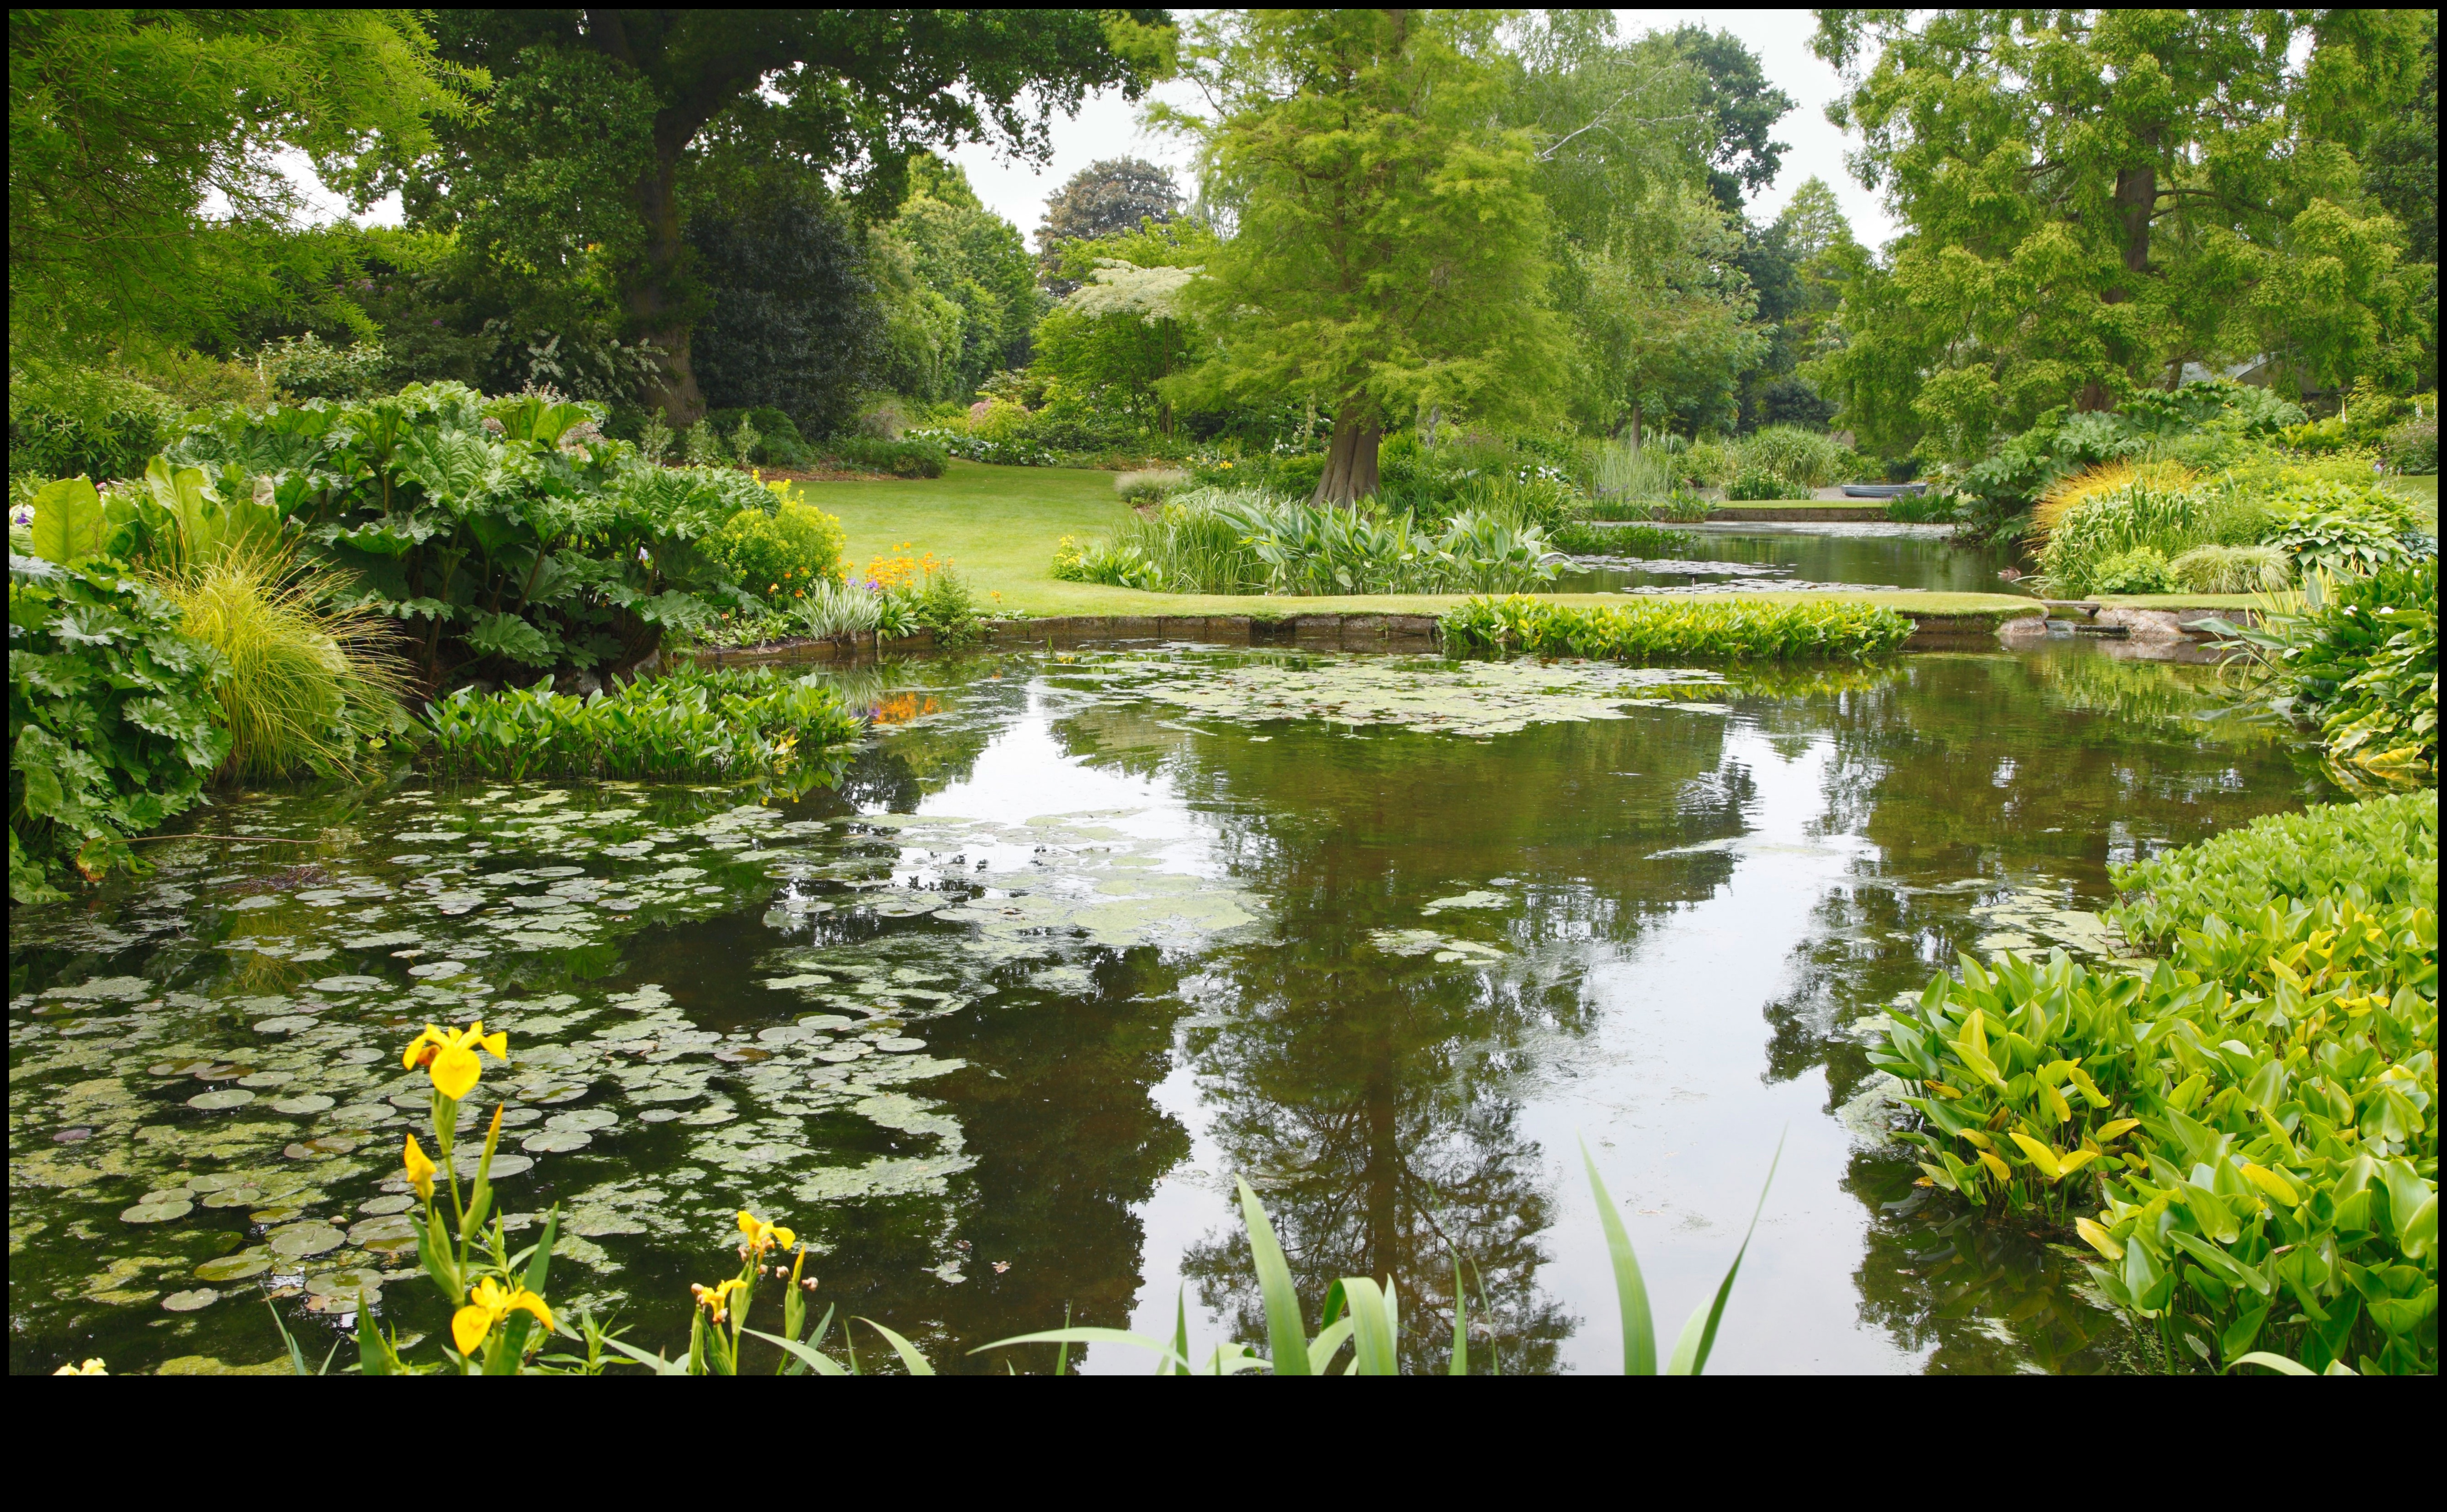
[9,642,2340,1374]
[1553,522,2029,596]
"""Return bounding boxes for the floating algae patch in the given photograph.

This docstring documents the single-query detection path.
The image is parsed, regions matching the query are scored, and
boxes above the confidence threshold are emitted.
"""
[1964,885,2129,960]
[1078,650,1729,738]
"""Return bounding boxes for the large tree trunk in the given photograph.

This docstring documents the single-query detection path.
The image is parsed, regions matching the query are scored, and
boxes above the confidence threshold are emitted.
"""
[625,127,707,424]
[1312,403,1382,506]
[584,9,718,425]
[2080,140,2160,412]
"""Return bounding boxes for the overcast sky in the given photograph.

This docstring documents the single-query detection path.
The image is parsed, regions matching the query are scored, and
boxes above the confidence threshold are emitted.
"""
[297,10,1893,251]
[946,9,1897,252]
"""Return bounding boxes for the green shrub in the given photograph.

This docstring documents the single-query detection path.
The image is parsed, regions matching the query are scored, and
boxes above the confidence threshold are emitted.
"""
[1874,793,2436,1374]
[1726,467,1802,501]
[422,666,861,786]
[165,384,765,687]
[908,567,983,645]
[259,334,392,402]
[2037,477,2241,594]
[8,366,181,483]
[2169,543,2290,594]
[9,551,229,903]
[1681,437,1737,488]
[2090,546,2176,594]
[1441,594,1914,661]
[1886,492,1960,523]
[2212,559,2436,783]
[1070,488,1563,596]
[702,499,848,606]
[1736,424,1848,489]
[1115,467,1187,503]
[160,550,410,782]
[822,435,947,477]
[702,406,813,467]
[2384,416,2437,474]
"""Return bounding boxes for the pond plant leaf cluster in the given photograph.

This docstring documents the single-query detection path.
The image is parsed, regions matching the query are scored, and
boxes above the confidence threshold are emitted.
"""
[1874,791,2437,1374]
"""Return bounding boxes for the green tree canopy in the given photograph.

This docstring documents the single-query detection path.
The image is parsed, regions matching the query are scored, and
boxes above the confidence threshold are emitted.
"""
[1033,218,1217,432]
[1665,22,1796,214]
[1164,9,1567,504]
[9,8,479,363]
[889,155,1042,398]
[1813,8,2433,459]
[373,9,1170,423]
[1035,155,1182,292]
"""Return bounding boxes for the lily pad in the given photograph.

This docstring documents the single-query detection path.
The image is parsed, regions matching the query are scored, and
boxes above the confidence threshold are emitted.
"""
[358,1194,415,1216]
[348,1214,420,1251]
[195,1253,271,1283]
[270,1094,335,1115]
[306,1268,385,1300]
[120,1199,193,1224]
[201,1186,266,1209]
[547,1109,618,1133]
[186,1088,257,1111]
[161,1288,221,1312]
[266,1223,345,1260]
[521,1129,593,1153]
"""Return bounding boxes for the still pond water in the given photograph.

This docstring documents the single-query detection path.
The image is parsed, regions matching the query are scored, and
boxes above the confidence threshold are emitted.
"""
[9,639,2341,1374]
[1554,522,2028,597]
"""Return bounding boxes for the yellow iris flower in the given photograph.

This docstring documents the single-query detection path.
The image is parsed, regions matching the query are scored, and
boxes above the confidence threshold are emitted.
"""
[451,1276,554,1356]
[401,1021,509,1100]
[691,1277,747,1323]
[403,1133,438,1201]
[736,1209,796,1257]
[53,1358,107,1375]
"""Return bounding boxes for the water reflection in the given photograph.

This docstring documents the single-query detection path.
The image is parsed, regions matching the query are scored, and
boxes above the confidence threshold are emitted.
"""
[5,640,2339,1375]
[1553,523,2027,596]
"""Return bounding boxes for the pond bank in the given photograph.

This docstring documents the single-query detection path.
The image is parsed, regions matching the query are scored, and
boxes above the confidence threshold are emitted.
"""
[688,601,2060,662]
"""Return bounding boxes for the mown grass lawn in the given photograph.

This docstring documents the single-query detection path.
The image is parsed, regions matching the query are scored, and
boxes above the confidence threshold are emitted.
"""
[780,460,2050,620]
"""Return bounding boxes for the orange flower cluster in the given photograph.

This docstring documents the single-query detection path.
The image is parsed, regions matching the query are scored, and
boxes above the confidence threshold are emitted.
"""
[864,542,947,592]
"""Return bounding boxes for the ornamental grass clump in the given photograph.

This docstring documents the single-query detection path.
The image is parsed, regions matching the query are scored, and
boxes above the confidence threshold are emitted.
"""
[1871,792,2438,1375]
[158,548,412,782]
[422,667,861,785]
[1440,594,1915,662]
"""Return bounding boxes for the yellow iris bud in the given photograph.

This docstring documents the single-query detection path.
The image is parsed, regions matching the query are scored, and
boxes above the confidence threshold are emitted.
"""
[403,1133,438,1201]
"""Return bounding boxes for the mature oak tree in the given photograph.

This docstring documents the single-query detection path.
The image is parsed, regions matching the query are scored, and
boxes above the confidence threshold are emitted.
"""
[375,9,1170,423]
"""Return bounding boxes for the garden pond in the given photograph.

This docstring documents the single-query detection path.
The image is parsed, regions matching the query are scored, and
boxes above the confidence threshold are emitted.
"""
[9,637,2348,1374]
[1555,521,2030,597]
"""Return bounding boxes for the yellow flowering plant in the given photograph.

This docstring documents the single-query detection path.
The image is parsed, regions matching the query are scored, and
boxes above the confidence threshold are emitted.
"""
[359,1017,580,1376]
[583,1207,842,1377]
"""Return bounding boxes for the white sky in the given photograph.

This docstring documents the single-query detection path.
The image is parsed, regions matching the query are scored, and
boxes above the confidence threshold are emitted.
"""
[298,9,1893,251]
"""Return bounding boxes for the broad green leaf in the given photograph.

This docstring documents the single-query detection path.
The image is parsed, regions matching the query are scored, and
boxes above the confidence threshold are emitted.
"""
[28,477,107,564]
[974,1326,1190,1375]
[1305,1316,1355,1374]
[744,1326,849,1376]
[1340,1277,1400,1375]
[1450,1258,1469,1377]
[1579,1139,1656,1375]
[858,1318,935,1376]
[1237,1177,1312,1375]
